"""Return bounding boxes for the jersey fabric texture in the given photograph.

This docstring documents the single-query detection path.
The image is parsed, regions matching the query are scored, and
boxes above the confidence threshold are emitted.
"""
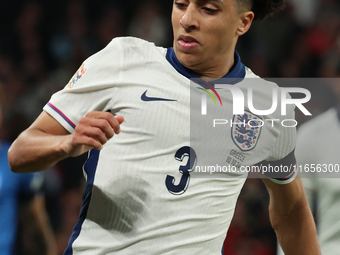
[0,141,43,255]
[278,107,340,255]
[43,37,297,255]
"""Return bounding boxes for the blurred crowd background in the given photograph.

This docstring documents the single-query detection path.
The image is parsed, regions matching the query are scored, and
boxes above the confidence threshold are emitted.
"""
[0,0,339,254]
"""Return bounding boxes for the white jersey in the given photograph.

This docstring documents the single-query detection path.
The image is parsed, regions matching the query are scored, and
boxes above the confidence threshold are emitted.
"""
[44,37,296,255]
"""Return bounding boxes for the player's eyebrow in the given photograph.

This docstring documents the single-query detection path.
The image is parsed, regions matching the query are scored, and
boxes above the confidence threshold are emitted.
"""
[199,0,223,3]
[179,0,223,4]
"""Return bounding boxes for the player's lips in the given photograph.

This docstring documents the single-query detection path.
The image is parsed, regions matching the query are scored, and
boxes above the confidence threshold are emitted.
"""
[178,35,199,51]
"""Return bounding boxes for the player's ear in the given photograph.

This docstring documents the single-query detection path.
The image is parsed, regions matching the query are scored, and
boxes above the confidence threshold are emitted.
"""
[236,11,254,36]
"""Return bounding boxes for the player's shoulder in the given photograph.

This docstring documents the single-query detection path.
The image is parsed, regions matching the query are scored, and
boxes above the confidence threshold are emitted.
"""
[84,36,166,69]
[243,66,294,104]
[244,66,279,89]
[244,66,260,79]
[106,36,166,55]
[242,66,284,102]
[108,36,152,47]
[243,66,295,119]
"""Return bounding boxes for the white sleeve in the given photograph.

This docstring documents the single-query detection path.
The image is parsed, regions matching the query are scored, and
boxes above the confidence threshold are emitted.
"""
[43,38,124,133]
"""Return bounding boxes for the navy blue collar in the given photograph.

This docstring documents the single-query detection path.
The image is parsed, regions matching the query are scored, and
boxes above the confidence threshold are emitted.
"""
[166,47,245,87]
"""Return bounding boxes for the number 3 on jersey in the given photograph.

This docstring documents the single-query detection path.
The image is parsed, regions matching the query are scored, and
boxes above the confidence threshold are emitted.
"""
[165,146,197,195]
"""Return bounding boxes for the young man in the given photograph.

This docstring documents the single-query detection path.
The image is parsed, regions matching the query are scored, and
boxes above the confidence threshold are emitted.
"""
[8,0,320,254]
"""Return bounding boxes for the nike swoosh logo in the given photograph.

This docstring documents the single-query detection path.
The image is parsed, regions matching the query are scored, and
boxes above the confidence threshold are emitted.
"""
[141,90,177,102]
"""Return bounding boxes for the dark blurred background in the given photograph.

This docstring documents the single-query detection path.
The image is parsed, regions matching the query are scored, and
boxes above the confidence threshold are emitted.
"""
[0,0,339,254]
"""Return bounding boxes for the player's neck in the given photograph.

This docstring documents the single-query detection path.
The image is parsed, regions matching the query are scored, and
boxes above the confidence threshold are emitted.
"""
[190,52,235,80]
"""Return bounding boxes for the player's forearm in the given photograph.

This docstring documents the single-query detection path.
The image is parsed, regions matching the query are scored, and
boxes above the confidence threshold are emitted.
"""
[270,201,320,255]
[8,128,70,173]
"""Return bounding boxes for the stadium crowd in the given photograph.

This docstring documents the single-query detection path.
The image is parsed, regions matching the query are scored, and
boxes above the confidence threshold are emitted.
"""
[0,0,339,254]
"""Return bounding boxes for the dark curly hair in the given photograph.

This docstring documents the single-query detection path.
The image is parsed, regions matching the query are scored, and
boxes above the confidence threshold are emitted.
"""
[238,0,286,20]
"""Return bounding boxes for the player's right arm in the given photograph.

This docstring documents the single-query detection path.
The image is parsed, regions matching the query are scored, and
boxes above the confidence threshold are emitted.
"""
[8,111,124,173]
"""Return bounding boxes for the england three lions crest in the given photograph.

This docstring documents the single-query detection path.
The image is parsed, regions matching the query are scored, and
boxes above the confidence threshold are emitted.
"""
[231,110,263,151]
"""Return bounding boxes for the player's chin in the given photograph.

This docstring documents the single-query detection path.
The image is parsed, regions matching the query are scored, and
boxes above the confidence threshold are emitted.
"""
[175,46,199,61]
[178,53,202,69]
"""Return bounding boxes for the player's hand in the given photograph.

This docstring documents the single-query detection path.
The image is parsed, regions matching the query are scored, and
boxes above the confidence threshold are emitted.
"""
[62,111,124,157]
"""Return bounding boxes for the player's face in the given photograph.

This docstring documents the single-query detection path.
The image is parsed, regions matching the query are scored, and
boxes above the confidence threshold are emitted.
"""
[172,0,249,76]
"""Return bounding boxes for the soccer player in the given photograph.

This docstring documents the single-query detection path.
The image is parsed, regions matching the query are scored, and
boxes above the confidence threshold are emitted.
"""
[8,0,320,254]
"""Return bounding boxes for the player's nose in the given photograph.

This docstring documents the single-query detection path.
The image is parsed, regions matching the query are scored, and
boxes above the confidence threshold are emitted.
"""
[179,5,199,30]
